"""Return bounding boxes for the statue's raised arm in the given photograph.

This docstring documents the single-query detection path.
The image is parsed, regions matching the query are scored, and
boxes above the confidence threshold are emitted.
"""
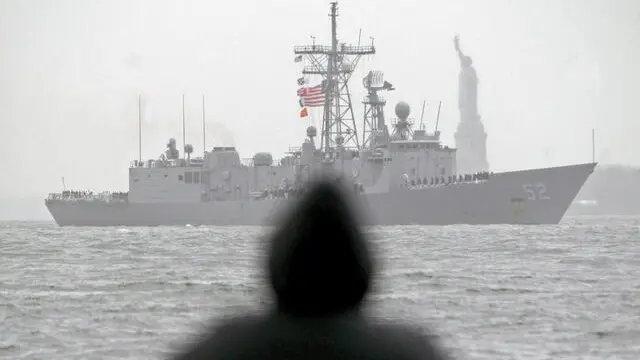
[453,35,465,62]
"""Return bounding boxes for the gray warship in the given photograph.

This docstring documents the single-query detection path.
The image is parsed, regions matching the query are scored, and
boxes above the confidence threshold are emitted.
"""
[45,2,596,226]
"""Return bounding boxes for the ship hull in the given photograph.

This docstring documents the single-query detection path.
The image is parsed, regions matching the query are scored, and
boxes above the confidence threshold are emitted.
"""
[46,163,596,226]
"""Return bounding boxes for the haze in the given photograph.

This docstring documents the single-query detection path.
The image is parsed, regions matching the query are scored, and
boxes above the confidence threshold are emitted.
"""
[1,0,639,220]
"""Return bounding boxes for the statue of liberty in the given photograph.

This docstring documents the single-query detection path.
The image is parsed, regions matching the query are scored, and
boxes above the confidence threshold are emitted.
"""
[454,35,478,122]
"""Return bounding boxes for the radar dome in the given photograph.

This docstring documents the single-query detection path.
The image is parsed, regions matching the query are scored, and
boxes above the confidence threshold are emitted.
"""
[306,126,317,138]
[395,101,411,120]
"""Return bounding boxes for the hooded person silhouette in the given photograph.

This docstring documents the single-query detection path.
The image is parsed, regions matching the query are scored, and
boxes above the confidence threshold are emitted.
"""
[172,179,449,360]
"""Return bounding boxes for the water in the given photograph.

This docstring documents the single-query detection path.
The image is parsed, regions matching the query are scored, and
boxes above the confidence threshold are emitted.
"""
[1,216,639,359]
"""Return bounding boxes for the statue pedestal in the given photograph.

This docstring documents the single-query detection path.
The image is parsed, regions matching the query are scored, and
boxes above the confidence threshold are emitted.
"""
[454,115,489,175]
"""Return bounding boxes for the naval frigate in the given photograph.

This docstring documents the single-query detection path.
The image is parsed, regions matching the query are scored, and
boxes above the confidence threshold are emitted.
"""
[45,2,596,227]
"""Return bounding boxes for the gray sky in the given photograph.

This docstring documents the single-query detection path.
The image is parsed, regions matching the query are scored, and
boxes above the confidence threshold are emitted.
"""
[1,0,639,198]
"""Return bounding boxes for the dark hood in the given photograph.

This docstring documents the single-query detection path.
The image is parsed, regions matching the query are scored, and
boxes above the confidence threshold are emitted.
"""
[267,179,374,317]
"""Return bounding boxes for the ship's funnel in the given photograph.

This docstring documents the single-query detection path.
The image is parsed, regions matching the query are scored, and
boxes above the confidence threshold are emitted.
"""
[395,101,410,121]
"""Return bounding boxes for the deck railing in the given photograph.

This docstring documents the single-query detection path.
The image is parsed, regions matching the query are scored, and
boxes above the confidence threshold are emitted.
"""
[129,158,204,169]
[47,191,128,203]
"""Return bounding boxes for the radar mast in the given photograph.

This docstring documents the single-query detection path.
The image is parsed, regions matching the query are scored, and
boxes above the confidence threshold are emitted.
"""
[362,71,394,149]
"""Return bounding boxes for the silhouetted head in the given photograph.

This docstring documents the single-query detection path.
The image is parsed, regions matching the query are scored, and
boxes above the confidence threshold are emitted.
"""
[267,179,373,317]
[461,55,472,67]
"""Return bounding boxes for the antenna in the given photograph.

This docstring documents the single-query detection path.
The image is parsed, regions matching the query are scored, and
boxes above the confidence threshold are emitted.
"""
[182,93,186,160]
[138,94,142,163]
[202,95,206,155]
[419,100,426,130]
[591,127,595,163]
[326,1,338,151]
[434,101,442,133]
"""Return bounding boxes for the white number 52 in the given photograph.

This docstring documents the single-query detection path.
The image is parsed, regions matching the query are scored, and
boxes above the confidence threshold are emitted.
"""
[523,183,550,200]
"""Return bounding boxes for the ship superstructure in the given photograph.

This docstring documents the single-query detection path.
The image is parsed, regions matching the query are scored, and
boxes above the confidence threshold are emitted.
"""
[45,1,596,226]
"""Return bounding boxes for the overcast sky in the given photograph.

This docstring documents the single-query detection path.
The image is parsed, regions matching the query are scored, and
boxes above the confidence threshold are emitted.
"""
[1,0,639,199]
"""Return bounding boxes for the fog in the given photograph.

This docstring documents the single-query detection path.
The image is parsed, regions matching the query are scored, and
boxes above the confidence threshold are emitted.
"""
[1,0,639,219]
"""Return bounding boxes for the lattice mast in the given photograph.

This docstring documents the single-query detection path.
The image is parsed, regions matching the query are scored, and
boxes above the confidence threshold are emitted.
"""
[361,71,394,149]
[293,2,375,152]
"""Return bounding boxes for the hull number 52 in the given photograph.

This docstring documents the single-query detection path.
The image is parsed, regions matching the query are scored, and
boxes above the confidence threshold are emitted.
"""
[522,183,550,200]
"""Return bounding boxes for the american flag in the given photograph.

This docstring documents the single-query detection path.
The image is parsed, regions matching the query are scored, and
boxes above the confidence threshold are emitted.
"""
[297,83,325,107]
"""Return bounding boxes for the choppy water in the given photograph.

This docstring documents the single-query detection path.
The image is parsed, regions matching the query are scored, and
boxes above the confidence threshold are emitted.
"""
[1,216,639,359]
